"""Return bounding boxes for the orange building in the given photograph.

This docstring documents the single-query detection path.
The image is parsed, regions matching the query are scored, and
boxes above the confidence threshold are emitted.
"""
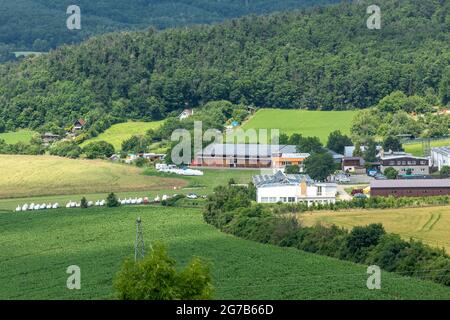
[271,152,310,169]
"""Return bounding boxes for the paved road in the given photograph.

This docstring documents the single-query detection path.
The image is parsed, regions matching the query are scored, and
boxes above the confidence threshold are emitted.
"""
[337,184,353,201]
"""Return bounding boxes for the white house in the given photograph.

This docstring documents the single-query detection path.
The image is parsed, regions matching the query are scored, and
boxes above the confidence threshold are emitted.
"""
[252,171,337,206]
[179,109,194,120]
[431,147,450,171]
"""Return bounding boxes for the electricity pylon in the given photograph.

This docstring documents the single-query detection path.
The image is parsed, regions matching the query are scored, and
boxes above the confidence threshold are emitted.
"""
[134,217,145,261]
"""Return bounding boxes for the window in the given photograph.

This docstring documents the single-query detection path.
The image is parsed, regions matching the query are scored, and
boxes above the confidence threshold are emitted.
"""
[288,197,296,203]
[261,197,269,203]
[269,197,277,203]
[280,197,287,203]
[317,186,322,196]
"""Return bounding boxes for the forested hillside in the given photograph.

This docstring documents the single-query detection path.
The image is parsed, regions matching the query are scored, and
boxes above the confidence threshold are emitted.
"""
[0,0,338,61]
[0,0,449,132]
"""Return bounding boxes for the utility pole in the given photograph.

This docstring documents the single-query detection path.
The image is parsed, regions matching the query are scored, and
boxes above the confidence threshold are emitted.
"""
[422,138,431,157]
[134,217,145,262]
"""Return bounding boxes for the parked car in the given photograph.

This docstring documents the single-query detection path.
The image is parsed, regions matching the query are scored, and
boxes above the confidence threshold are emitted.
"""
[353,193,367,199]
[368,169,378,177]
[187,193,199,199]
[351,189,364,196]
[374,173,387,180]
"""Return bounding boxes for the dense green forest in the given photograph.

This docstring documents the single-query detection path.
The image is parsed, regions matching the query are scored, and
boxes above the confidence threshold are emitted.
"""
[0,0,339,61]
[0,0,449,132]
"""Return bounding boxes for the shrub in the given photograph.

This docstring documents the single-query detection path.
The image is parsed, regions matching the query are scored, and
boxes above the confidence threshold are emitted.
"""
[82,141,115,159]
[384,167,398,179]
[80,197,88,209]
[114,243,213,300]
[365,234,409,271]
[340,224,385,263]
[49,141,81,158]
[106,193,120,207]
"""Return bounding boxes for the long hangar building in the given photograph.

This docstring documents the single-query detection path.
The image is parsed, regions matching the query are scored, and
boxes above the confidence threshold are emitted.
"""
[370,179,450,197]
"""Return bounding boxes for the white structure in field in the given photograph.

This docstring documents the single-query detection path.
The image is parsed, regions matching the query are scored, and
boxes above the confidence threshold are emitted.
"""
[252,171,337,206]
[431,147,450,171]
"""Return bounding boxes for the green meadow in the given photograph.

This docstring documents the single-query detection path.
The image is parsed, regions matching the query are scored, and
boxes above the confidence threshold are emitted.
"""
[404,138,450,156]
[2,205,450,300]
[241,109,357,143]
[0,129,37,144]
[81,121,165,151]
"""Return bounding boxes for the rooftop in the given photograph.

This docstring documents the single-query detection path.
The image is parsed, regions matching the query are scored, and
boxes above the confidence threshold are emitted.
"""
[371,179,450,189]
[432,146,450,156]
[199,143,297,157]
[253,171,313,187]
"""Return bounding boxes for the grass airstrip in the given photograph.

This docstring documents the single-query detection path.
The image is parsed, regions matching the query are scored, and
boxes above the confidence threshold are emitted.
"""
[241,109,357,143]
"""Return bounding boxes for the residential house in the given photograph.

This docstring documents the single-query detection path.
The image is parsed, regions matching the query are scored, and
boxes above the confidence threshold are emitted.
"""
[141,153,166,161]
[326,149,345,164]
[431,147,450,171]
[379,155,429,175]
[252,171,337,206]
[41,132,60,145]
[342,157,365,174]
[179,109,194,120]
[193,143,297,168]
[370,179,450,197]
[271,152,310,172]
[72,119,86,132]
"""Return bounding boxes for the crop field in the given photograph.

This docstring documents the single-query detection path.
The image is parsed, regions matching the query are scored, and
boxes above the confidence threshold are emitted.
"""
[241,109,357,143]
[0,129,37,144]
[1,205,450,300]
[403,138,450,156]
[81,121,165,151]
[298,206,450,253]
[0,155,186,199]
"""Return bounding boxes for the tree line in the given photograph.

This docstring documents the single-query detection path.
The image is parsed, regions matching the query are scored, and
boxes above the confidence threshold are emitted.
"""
[0,0,338,62]
[0,0,448,133]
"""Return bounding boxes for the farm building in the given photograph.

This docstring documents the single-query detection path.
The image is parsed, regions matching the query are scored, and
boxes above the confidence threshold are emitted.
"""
[431,147,450,171]
[253,171,337,206]
[193,143,297,168]
[342,157,365,174]
[370,179,450,197]
[379,155,429,175]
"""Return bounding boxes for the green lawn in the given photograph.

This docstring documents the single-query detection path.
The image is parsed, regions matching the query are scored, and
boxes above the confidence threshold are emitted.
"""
[0,129,37,144]
[404,138,450,156]
[241,109,357,143]
[1,205,450,300]
[81,121,165,151]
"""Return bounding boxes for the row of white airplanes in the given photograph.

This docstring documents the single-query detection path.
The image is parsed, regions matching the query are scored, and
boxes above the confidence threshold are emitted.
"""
[15,195,171,212]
